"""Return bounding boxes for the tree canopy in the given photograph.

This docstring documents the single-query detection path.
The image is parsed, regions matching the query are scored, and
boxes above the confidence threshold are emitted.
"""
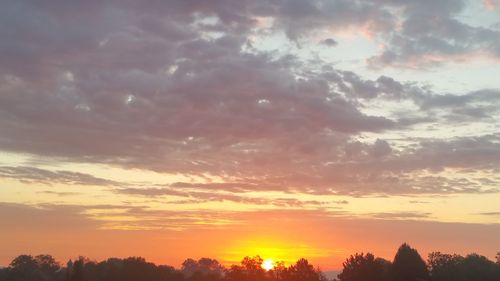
[392,243,429,281]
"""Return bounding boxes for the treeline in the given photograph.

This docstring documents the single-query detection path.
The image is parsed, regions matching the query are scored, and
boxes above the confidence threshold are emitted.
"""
[0,255,325,281]
[1,243,499,281]
[338,243,500,281]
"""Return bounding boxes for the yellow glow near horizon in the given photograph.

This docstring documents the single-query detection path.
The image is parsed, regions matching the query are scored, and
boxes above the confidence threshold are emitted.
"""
[262,259,275,271]
[222,236,331,267]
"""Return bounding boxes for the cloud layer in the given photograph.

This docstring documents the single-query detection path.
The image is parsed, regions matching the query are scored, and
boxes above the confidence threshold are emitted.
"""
[0,0,499,198]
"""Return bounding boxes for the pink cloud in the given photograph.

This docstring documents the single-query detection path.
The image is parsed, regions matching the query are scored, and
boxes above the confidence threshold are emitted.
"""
[483,0,500,10]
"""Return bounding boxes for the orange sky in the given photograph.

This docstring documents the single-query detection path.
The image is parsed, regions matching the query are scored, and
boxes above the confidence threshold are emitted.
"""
[1,195,500,270]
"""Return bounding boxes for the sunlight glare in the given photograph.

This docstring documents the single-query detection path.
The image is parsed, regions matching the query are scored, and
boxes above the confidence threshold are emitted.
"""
[262,259,274,271]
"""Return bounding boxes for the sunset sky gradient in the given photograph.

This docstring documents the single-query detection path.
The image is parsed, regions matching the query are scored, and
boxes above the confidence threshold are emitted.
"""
[1,0,500,270]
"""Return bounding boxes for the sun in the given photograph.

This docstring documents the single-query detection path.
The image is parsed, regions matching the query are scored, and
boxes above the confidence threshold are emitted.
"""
[262,258,275,271]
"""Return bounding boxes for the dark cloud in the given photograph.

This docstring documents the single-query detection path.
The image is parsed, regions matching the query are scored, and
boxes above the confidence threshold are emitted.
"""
[320,38,338,47]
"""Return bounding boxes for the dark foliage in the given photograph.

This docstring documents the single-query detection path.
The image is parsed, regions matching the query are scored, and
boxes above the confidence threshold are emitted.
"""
[336,243,500,281]
[427,252,464,281]
[0,255,324,281]
[428,252,500,281]
[4,254,64,281]
[1,244,499,281]
[392,243,429,281]
[182,258,225,281]
[337,253,391,281]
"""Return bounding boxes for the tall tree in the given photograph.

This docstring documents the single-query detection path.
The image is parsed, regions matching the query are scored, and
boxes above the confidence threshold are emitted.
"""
[65,260,73,281]
[70,258,84,281]
[392,243,429,281]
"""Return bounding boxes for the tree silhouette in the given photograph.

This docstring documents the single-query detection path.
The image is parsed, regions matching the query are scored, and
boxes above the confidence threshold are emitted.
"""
[241,256,265,272]
[8,255,41,281]
[6,254,61,281]
[70,258,84,281]
[225,256,266,281]
[66,260,73,281]
[459,254,498,281]
[35,255,61,281]
[1,247,499,281]
[337,253,390,281]
[392,243,429,281]
[182,258,224,281]
[284,258,326,281]
[269,261,287,281]
[427,252,464,281]
[0,268,5,281]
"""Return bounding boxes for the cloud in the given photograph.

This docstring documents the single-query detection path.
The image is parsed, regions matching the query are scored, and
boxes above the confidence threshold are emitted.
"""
[265,0,500,68]
[116,187,335,208]
[478,212,500,216]
[417,89,500,121]
[369,212,432,220]
[0,202,101,231]
[367,0,500,68]
[267,0,395,40]
[320,38,338,47]
[37,191,82,197]
[483,0,500,10]
[2,202,500,253]
[0,202,242,231]
[394,135,500,172]
[0,166,120,186]
[408,200,430,204]
[5,0,498,72]
[0,0,499,197]
[3,202,500,268]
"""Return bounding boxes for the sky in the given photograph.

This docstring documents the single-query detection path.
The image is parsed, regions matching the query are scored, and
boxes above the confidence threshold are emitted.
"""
[1,0,500,271]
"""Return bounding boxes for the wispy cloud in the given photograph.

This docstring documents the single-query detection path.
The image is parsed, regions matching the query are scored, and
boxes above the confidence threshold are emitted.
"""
[0,166,120,186]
